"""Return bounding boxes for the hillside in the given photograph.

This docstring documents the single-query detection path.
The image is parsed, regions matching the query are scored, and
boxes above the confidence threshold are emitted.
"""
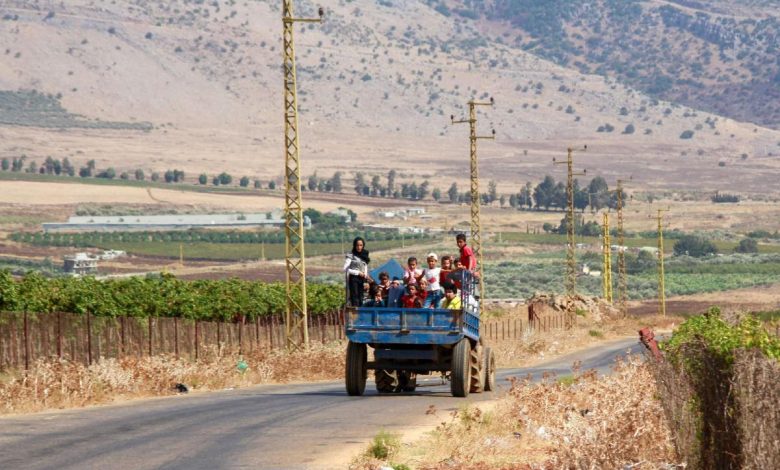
[0,0,779,194]
[463,0,780,129]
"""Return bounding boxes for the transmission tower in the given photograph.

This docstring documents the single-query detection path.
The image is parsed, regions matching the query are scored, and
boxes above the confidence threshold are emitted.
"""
[655,208,669,317]
[602,212,613,302]
[451,98,495,302]
[281,1,322,349]
[553,146,586,296]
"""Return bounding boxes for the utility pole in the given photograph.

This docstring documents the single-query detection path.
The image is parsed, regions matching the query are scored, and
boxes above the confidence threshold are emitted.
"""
[655,208,669,317]
[553,146,587,296]
[602,212,612,302]
[451,98,495,301]
[281,1,322,349]
[615,178,630,317]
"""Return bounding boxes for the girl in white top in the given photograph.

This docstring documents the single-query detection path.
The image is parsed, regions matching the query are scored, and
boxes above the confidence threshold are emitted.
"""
[421,252,442,308]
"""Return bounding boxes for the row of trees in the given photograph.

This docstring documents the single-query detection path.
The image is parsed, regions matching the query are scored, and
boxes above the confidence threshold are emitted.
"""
[508,176,628,212]
[0,272,343,320]
[0,155,193,183]
[10,228,427,248]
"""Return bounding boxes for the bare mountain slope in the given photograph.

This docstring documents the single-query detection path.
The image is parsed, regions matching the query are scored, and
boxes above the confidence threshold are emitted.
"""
[0,0,778,193]
[467,0,780,129]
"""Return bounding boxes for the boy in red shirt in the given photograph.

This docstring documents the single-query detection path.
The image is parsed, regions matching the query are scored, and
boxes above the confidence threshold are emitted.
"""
[456,233,476,271]
[401,284,423,308]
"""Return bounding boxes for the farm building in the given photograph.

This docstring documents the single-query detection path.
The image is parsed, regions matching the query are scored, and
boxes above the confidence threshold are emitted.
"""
[63,253,98,276]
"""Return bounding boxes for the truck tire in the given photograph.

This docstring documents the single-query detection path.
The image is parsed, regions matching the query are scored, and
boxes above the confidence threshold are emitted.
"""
[399,371,417,392]
[483,347,496,392]
[469,344,484,393]
[451,338,471,397]
[345,341,367,396]
[375,369,400,393]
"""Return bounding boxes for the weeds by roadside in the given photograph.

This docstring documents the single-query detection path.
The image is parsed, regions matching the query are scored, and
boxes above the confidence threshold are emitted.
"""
[356,357,678,469]
[0,341,346,415]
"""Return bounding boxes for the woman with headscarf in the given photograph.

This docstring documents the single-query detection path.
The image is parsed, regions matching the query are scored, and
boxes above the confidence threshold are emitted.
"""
[343,236,370,306]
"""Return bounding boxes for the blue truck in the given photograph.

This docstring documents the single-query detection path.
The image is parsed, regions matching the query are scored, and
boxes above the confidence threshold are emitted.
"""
[344,270,495,397]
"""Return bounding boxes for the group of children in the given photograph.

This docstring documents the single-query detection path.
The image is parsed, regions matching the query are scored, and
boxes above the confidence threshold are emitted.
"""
[360,233,476,310]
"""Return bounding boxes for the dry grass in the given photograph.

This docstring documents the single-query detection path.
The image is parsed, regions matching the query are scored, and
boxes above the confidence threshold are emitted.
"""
[490,313,683,369]
[0,341,346,415]
[360,357,678,469]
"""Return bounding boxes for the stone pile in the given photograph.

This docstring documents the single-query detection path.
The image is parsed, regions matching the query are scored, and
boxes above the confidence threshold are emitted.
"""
[528,292,621,323]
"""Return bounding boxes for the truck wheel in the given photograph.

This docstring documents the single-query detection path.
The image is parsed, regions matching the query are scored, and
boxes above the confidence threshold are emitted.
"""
[375,369,400,393]
[469,344,484,393]
[451,338,471,397]
[399,371,417,392]
[483,347,496,392]
[345,341,367,396]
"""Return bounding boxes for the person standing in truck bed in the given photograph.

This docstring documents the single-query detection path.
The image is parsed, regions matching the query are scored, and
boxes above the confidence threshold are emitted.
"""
[344,237,370,306]
[456,233,476,272]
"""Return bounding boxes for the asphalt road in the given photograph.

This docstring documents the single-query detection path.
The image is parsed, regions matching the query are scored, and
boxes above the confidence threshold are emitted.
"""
[0,337,642,470]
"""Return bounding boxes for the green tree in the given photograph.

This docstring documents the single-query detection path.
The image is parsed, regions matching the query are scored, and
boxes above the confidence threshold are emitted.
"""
[135,169,145,181]
[218,172,232,185]
[254,180,262,189]
[387,169,396,197]
[330,172,342,193]
[268,181,276,190]
[735,238,758,253]
[488,180,498,203]
[448,182,458,202]
[239,176,250,187]
[519,182,533,209]
[534,175,556,210]
[587,176,610,210]
[97,167,116,179]
[308,173,318,191]
[370,175,382,196]
[673,235,717,257]
[432,187,441,201]
[418,180,430,200]
[1,158,8,171]
[62,158,75,176]
[198,173,207,185]
[354,172,368,195]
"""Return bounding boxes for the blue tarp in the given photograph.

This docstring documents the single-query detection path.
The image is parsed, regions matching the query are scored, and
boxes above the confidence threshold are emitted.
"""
[369,258,405,283]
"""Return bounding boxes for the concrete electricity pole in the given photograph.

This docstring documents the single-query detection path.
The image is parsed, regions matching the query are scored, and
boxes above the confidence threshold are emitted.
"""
[602,212,613,302]
[615,178,630,316]
[451,98,495,301]
[281,1,322,349]
[655,208,670,317]
[553,146,586,296]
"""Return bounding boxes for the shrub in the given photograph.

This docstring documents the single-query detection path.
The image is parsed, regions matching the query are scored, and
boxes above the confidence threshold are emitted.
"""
[680,130,694,139]
[735,238,758,253]
[367,430,401,460]
[673,235,717,257]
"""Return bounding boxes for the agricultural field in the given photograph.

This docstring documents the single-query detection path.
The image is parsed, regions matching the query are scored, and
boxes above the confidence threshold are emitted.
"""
[483,250,780,301]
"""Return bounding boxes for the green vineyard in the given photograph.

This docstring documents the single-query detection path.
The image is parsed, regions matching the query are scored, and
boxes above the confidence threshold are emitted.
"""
[0,271,344,320]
